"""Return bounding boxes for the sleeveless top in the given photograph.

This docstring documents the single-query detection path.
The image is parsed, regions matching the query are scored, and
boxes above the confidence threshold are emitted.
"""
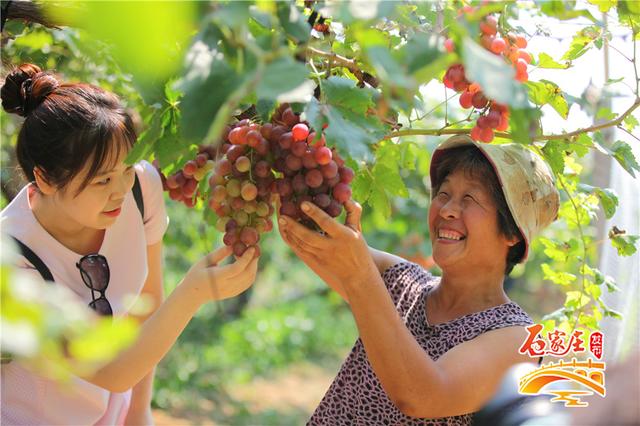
[308,262,534,426]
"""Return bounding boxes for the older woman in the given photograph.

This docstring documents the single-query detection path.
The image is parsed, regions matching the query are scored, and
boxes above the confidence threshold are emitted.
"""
[277,134,559,425]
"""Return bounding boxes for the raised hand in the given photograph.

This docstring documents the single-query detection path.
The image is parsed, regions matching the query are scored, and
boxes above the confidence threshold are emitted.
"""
[183,245,259,301]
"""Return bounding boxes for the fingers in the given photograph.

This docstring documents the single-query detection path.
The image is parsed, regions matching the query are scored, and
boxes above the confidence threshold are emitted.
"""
[282,226,322,255]
[278,215,328,250]
[299,202,343,237]
[219,246,256,276]
[206,245,233,267]
[344,199,362,232]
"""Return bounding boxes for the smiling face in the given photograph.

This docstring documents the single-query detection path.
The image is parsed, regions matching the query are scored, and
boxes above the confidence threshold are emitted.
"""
[428,168,518,274]
[38,143,136,231]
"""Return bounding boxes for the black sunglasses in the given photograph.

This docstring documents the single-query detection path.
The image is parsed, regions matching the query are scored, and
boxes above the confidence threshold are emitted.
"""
[76,254,113,316]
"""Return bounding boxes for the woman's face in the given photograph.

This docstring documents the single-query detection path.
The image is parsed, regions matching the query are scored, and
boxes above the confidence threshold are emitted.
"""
[428,168,516,274]
[48,147,135,230]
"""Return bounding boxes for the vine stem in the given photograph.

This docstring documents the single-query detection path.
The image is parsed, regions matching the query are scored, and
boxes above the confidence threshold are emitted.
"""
[383,98,640,142]
[306,46,379,87]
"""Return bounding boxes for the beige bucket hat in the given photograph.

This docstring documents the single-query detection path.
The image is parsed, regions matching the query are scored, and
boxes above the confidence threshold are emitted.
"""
[430,135,560,262]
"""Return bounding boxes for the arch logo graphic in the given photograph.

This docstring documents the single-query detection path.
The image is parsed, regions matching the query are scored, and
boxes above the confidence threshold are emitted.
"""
[518,324,605,407]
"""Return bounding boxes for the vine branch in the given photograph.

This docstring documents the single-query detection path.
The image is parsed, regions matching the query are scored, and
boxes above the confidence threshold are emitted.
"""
[306,46,379,88]
[384,98,640,142]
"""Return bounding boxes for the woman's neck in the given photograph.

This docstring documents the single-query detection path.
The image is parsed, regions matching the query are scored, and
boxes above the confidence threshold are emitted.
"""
[427,267,510,324]
[29,187,104,255]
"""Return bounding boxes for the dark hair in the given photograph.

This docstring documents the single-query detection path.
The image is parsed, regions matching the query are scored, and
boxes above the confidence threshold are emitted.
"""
[1,63,137,195]
[431,145,526,275]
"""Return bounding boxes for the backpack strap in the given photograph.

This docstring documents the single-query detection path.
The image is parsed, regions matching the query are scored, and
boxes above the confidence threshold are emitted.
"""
[132,172,144,220]
[10,236,54,283]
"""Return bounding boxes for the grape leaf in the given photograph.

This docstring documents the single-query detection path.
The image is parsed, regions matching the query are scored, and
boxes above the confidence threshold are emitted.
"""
[537,52,569,69]
[276,2,309,43]
[526,80,568,119]
[176,32,243,142]
[623,114,639,132]
[256,57,308,100]
[610,140,640,177]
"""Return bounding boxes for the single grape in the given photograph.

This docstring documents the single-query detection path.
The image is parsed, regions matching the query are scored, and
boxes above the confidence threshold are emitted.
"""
[320,161,338,179]
[339,167,355,184]
[240,182,258,201]
[332,183,352,204]
[305,169,324,188]
[226,179,241,198]
[279,132,294,149]
[292,123,310,142]
[302,149,318,169]
[292,173,308,195]
[313,193,331,209]
[314,147,333,166]
[285,154,303,171]
[240,227,260,246]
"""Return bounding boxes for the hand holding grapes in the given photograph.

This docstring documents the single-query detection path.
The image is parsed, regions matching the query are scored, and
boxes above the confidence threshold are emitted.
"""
[278,198,378,290]
[182,245,259,302]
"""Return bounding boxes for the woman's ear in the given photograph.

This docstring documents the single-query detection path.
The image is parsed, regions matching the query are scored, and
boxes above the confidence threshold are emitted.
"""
[506,235,522,247]
[33,167,56,195]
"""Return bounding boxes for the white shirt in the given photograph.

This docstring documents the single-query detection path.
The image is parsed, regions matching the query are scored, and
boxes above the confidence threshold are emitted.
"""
[1,160,169,425]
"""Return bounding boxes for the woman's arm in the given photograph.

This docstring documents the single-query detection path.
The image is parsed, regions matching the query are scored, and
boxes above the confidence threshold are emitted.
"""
[346,268,533,418]
[124,242,164,425]
[279,200,533,418]
[79,245,258,393]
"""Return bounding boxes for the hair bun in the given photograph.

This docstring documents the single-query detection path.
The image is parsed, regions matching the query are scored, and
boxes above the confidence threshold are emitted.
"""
[1,63,60,117]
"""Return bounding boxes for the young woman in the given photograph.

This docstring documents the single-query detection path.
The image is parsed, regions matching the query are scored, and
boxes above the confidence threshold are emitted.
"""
[277,134,560,424]
[0,63,259,425]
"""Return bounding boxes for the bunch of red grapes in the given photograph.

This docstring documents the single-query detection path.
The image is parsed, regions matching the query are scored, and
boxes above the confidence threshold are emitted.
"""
[158,104,354,257]
[162,150,215,207]
[443,14,532,143]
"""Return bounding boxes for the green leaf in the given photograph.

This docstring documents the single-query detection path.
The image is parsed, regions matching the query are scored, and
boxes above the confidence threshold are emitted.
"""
[536,52,569,69]
[256,57,308,100]
[256,99,276,123]
[623,114,639,132]
[323,77,375,113]
[306,78,387,161]
[276,2,310,43]
[609,232,639,257]
[526,80,568,119]
[611,140,640,178]
[593,187,619,219]
[542,263,577,286]
[509,108,540,145]
[366,46,414,89]
[542,140,566,175]
[539,1,598,22]
[596,107,617,120]
[176,31,243,142]
[372,163,408,198]
[586,0,616,13]
[368,184,391,219]
[352,165,374,202]
[565,291,590,309]
[561,26,600,61]
[212,1,251,28]
[462,38,528,108]
[399,142,419,171]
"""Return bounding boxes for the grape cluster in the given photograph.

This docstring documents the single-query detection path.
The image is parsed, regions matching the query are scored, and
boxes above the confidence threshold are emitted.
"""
[162,150,215,207]
[443,13,531,143]
[268,106,354,230]
[158,104,355,257]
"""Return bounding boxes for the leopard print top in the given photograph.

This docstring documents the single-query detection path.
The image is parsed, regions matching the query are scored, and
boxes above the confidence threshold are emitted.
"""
[308,261,534,426]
